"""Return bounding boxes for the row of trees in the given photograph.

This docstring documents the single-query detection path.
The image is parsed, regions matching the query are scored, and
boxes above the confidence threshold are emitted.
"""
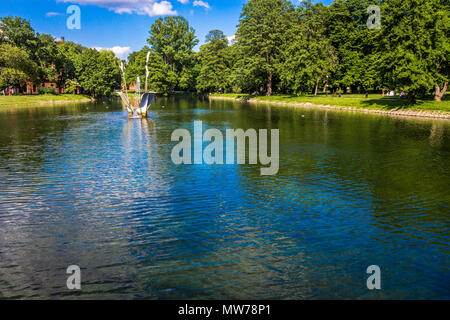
[0,16,121,98]
[126,0,448,101]
[2,0,447,101]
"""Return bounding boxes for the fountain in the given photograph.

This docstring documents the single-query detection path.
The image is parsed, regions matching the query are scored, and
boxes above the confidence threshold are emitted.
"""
[118,53,154,119]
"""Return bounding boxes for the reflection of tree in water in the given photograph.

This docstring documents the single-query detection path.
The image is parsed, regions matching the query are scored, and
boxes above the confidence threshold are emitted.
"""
[199,101,450,243]
[121,99,450,299]
[429,121,446,148]
[0,102,115,170]
[0,105,75,169]
[0,104,168,299]
[298,108,448,239]
[1,98,449,299]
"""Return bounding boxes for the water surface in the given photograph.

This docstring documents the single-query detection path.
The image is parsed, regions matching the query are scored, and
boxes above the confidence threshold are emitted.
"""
[0,97,449,299]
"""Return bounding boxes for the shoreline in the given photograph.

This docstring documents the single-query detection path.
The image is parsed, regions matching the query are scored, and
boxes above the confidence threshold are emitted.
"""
[0,95,94,108]
[210,96,450,120]
[2,98,93,107]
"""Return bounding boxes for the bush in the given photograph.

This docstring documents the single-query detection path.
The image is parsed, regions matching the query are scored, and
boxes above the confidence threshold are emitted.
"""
[65,79,80,94]
[38,86,57,95]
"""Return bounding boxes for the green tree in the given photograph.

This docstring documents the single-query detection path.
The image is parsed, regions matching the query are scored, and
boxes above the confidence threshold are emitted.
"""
[0,16,37,54]
[125,47,179,94]
[197,30,231,92]
[75,49,121,98]
[326,0,381,93]
[56,41,86,92]
[147,51,178,94]
[178,57,199,92]
[35,33,60,84]
[234,0,295,96]
[0,44,38,90]
[125,47,150,86]
[377,0,449,101]
[432,1,449,101]
[281,1,338,95]
[64,79,81,94]
[147,16,198,90]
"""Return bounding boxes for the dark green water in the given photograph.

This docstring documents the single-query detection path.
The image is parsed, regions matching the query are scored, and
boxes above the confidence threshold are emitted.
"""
[0,97,449,299]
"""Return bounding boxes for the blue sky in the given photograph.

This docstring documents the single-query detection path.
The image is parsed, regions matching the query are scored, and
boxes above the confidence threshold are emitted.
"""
[1,0,331,58]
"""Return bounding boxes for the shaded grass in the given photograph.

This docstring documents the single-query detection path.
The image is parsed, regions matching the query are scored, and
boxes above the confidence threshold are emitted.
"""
[0,94,92,107]
[211,93,450,113]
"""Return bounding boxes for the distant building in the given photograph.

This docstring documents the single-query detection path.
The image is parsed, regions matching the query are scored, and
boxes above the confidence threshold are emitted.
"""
[24,81,66,95]
[5,36,82,95]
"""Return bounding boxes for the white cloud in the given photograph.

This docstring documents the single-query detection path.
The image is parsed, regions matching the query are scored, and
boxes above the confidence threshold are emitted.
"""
[94,46,132,59]
[58,0,179,17]
[193,1,210,10]
[227,35,235,43]
[46,12,63,17]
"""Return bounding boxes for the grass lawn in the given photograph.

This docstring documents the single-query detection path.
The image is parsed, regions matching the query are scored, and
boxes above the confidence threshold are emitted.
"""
[0,94,92,107]
[211,93,450,113]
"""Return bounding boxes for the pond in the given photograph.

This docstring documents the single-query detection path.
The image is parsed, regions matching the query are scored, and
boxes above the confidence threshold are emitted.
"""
[0,96,449,299]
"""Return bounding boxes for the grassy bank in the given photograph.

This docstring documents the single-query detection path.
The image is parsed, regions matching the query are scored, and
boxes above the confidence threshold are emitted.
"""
[0,94,92,107]
[210,93,450,114]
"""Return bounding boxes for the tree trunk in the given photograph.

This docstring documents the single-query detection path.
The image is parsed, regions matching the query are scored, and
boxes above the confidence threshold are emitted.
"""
[314,78,319,96]
[407,91,416,103]
[434,82,448,102]
[267,71,273,96]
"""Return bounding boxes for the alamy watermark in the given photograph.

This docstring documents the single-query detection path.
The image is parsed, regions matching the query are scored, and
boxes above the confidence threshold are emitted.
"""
[66,265,81,290]
[367,5,381,30]
[367,265,381,290]
[171,121,279,176]
[66,5,81,30]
